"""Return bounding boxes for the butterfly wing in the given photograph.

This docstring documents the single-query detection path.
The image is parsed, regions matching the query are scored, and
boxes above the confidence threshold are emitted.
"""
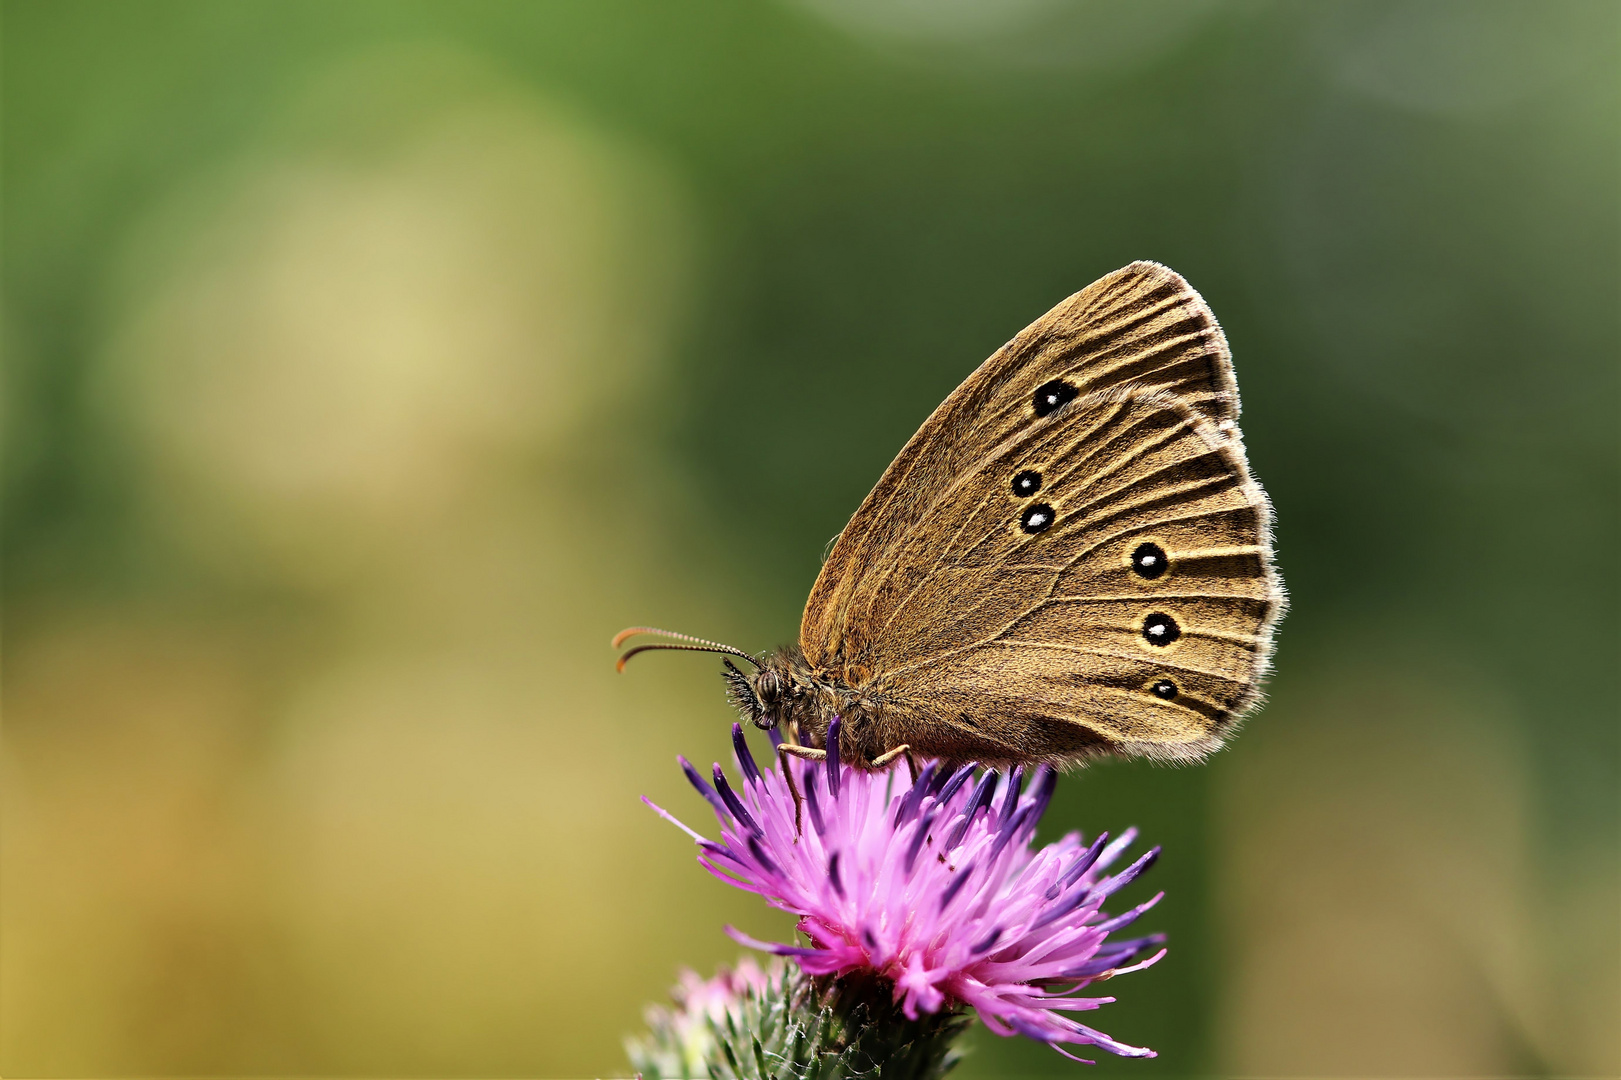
[862,389,1280,764]
[801,263,1283,763]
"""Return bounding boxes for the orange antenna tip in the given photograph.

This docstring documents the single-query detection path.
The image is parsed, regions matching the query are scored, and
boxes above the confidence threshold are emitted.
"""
[612,626,659,649]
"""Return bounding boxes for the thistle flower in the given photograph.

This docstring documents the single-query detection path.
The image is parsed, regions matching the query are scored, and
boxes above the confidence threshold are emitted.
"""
[628,955,970,1080]
[626,957,775,1078]
[644,719,1167,1064]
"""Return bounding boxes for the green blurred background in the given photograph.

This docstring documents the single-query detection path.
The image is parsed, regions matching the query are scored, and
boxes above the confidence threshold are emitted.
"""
[3,2,1616,1077]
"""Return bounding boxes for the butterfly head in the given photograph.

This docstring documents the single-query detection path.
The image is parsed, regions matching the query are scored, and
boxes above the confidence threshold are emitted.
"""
[722,654,791,732]
[723,648,854,746]
[615,627,836,738]
[612,631,884,764]
[752,665,786,712]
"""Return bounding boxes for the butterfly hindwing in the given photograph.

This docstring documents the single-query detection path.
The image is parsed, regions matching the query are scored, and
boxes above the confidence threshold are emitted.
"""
[800,263,1283,764]
[880,392,1280,763]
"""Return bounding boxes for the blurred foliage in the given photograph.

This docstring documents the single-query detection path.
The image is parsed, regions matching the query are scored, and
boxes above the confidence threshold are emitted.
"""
[3,1,1616,1077]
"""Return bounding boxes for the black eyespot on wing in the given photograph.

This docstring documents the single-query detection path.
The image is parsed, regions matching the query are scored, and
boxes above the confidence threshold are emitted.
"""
[1131,542,1168,580]
[1020,503,1055,534]
[1142,613,1180,646]
[1012,470,1042,496]
[1032,379,1078,417]
[1150,679,1178,700]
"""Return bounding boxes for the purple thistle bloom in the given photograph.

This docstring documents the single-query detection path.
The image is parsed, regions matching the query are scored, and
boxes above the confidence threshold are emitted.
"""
[644,720,1168,1063]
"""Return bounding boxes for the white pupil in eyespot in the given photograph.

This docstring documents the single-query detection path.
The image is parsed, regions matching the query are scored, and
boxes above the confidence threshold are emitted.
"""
[1141,612,1181,645]
[1131,542,1169,579]
[1012,469,1042,495]
[1020,503,1056,534]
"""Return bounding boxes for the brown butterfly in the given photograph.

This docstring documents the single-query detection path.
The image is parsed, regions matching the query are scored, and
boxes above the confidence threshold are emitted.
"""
[617,261,1284,772]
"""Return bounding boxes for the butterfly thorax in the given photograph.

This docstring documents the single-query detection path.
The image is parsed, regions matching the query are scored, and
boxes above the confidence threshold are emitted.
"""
[723,648,893,768]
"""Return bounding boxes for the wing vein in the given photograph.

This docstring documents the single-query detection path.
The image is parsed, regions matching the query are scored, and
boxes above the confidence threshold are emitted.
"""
[989,639,1247,684]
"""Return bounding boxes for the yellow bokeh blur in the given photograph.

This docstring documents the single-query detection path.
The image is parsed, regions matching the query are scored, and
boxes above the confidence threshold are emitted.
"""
[6,42,788,1077]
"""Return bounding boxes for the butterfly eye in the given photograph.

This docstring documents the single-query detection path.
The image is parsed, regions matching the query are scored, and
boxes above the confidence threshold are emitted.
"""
[1031,379,1078,417]
[1141,613,1180,646]
[1130,542,1168,579]
[1011,470,1042,496]
[1020,503,1055,534]
[1150,679,1178,700]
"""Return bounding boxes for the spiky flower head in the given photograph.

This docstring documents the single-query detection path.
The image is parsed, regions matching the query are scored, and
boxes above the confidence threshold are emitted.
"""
[628,957,971,1080]
[626,958,775,1078]
[645,719,1167,1064]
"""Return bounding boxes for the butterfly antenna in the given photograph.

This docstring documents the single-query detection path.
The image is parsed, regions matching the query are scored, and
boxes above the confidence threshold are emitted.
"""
[612,626,741,651]
[616,642,764,673]
[612,627,762,672]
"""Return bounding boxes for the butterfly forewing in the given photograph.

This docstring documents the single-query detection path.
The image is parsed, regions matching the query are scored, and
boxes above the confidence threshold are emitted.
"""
[801,263,1283,764]
[804,261,1241,665]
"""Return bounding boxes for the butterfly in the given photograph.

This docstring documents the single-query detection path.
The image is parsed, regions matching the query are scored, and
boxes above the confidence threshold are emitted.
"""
[617,262,1284,772]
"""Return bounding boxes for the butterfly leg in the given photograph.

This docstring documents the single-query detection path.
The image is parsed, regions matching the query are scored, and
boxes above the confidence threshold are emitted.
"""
[774,743,818,836]
[870,743,913,772]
